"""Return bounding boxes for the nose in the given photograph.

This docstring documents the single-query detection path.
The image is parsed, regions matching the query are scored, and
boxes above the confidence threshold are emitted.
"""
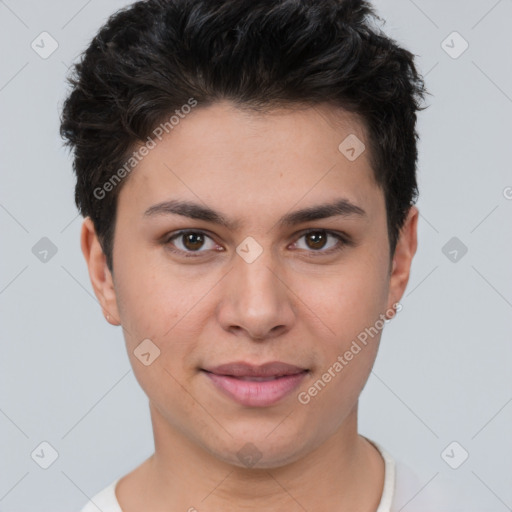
[216,247,295,341]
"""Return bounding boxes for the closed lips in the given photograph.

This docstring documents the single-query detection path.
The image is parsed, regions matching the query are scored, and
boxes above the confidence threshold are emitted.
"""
[202,361,309,407]
[201,361,308,378]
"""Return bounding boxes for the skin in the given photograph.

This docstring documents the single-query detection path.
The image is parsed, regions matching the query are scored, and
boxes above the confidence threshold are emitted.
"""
[81,100,418,512]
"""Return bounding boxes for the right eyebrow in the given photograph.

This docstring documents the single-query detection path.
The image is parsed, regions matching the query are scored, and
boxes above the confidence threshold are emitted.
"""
[143,197,367,231]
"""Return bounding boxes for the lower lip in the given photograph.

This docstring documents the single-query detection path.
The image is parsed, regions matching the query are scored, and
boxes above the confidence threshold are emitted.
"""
[203,370,308,407]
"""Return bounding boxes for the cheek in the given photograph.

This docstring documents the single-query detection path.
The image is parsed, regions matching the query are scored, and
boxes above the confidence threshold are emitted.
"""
[114,271,175,342]
[113,254,215,367]
[112,239,190,338]
[296,265,386,423]
[113,263,202,406]
[294,251,389,347]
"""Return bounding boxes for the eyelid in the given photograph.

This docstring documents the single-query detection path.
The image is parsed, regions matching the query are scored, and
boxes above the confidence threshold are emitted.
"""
[164,229,220,257]
[163,228,352,258]
[291,228,351,256]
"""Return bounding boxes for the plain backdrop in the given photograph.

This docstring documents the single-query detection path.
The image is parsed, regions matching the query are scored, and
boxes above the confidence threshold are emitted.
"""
[1,0,511,510]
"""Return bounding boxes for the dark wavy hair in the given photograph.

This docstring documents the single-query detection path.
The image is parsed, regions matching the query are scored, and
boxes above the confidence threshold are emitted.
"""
[60,0,427,272]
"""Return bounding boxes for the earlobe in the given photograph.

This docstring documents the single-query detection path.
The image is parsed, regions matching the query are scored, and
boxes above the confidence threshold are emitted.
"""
[386,206,419,315]
[80,217,121,326]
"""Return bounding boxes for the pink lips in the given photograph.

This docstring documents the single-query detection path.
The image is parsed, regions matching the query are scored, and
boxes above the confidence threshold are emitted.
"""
[202,361,308,407]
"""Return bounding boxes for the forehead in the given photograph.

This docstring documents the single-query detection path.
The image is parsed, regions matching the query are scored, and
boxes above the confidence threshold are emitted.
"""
[116,101,383,227]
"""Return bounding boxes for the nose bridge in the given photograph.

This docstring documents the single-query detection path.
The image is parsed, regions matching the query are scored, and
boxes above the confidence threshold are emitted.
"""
[219,237,293,338]
[232,238,283,306]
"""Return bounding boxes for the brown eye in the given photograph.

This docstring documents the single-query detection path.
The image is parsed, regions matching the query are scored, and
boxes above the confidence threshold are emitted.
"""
[293,229,348,256]
[165,230,218,256]
[305,231,328,250]
[182,232,205,251]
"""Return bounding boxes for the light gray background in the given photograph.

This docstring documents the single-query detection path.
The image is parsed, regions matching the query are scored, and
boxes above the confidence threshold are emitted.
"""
[1,0,511,510]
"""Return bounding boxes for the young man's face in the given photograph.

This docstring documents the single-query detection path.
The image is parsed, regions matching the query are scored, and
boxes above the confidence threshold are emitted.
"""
[83,100,417,468]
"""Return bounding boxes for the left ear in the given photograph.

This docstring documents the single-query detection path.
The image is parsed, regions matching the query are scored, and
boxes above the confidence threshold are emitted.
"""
[386,205,419,316]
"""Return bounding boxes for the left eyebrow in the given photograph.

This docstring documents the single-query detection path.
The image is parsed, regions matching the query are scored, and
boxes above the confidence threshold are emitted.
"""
[143,198,367,230]
[277,198,367,228]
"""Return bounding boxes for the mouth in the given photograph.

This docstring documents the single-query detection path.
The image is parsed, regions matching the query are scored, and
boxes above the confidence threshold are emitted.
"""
[201,361,309,407]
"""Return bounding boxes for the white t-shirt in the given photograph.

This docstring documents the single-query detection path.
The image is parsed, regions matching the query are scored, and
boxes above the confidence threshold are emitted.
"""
[79,439,458,511]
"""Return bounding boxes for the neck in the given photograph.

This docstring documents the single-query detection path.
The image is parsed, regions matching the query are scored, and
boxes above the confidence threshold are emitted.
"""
[118,401,385,512]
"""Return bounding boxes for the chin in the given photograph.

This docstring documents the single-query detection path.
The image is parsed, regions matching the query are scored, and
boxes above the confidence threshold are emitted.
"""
[208,427,315,470]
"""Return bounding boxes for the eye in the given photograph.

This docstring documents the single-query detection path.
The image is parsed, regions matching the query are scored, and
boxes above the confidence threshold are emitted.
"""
[164,230,220,257]
[163,229,351,258]
[291,229,348,256]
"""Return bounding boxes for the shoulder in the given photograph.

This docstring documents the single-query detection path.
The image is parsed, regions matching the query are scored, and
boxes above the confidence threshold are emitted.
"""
[367,438,463,512]
[79,477,123,512]
[392,455,464,512]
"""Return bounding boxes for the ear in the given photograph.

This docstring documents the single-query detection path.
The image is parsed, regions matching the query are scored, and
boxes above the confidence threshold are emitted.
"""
[80,217,121,326]
[386,206,419,318]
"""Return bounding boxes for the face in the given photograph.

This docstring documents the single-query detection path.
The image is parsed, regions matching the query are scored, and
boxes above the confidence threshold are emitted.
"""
[82,100,417,469]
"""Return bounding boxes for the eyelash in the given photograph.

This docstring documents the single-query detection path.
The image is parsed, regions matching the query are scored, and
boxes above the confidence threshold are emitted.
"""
[163,229,352,258]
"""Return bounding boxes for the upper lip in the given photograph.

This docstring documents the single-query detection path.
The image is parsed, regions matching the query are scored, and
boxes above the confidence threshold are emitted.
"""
[202,361,307,378]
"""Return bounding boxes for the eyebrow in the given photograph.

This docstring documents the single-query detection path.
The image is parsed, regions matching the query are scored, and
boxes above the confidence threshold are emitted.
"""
[143,198,366,230]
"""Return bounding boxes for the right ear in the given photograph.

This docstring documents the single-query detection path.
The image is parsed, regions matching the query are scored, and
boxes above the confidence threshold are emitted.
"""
[80,217,121,325]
